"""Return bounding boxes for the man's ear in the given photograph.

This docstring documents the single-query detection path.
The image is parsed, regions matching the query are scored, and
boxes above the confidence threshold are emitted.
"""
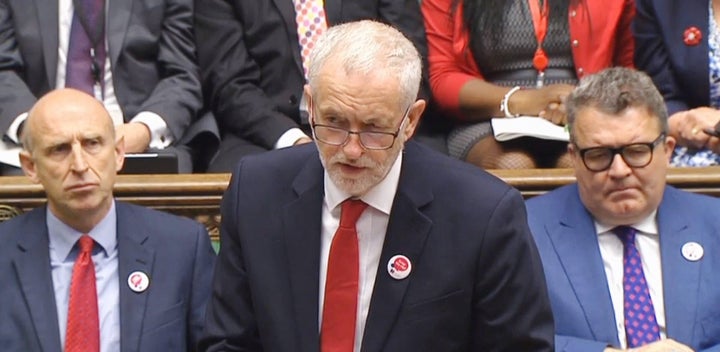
[19,150,40,184]
[303,85,313,125]
[403,99,426,140]
[115,134,126,172]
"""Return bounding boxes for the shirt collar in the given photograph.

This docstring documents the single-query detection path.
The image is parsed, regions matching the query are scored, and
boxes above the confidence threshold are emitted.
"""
[48,200,118,261]
[594,209,659,236]
[324,152,403,215]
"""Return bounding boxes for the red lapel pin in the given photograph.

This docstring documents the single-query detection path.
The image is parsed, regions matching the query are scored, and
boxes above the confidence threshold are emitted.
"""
[684,26,702,46]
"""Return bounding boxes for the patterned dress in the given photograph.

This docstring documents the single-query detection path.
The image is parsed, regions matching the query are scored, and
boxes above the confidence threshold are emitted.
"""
[447,0,578,160]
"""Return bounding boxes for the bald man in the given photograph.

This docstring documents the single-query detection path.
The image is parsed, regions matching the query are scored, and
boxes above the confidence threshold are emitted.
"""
[0,89,215,352]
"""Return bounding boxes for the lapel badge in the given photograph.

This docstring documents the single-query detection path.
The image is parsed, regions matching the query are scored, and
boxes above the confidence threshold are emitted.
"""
[387,255,412,280]
[681,241,703,262]
[128,271,150,293]
[683,26,702,46]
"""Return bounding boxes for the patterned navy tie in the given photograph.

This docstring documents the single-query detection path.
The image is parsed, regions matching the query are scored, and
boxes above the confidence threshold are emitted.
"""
[613,226,661,347]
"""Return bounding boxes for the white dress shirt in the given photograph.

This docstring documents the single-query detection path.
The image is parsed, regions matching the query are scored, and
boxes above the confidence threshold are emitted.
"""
[319,152,403,352]
[595,211,667,349]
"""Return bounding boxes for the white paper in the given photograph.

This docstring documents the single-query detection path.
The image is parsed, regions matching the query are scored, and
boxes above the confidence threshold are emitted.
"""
[0,141,21,167]
[491,116,569,142]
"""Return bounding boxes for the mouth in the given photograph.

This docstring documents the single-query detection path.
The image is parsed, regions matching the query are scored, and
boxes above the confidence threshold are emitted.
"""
[66,183,98,192]
[337,162,366,175]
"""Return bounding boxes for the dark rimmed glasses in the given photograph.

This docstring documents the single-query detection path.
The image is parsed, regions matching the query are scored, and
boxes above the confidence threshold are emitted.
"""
[311,106,410,150]
[575,133,666,172]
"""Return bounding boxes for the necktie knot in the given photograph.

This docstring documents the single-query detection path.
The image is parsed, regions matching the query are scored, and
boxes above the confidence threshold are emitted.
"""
[613,226,637,246]
[78,235,94,254]
[339,199,368,229]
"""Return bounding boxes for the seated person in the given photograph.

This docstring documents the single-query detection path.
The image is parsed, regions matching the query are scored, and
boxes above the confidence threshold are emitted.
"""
[194,0,430,172]
[0,88,215,351]
[526,67,720,351]
[0,0,212,174]
[422,0,634,169]
[635,0,720,166]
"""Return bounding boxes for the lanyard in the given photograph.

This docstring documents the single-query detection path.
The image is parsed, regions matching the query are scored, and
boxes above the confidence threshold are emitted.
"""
[528,0,549,87]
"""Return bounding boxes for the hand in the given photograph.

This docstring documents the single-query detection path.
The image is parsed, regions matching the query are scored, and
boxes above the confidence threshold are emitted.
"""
[630,338,695,352]
[115,122,151,153]
[294,136,313,145]
[668,107,720,150]
[510,84,575,125]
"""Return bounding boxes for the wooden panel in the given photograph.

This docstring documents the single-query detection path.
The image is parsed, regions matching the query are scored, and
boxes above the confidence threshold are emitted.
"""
[2,167,720,240]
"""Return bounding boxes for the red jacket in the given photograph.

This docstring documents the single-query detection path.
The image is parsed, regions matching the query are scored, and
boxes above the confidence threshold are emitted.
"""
[422,0,635,115]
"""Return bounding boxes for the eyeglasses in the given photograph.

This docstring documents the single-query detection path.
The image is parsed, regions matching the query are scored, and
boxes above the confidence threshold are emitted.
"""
[311,106,410,150]
[575,133,666,172]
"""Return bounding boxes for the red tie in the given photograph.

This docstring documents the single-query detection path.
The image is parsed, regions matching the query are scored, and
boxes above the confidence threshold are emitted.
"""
[321,199,368,352]
[65,235,100,352]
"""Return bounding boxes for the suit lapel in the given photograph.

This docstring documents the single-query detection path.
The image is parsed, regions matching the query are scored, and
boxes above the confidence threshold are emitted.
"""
[34,0,59,86]
[361,145,433,352]
[14,207,62,352]
[272,0,304,78]
[116,203,154,352]
[674,0,709,101]
[548,187,619,345]
[283,156,325,352]
[107,0,133,68]
[657,187,699,343]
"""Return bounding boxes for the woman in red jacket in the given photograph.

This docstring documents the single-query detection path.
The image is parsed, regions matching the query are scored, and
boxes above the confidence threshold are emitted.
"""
[422,0,635,169]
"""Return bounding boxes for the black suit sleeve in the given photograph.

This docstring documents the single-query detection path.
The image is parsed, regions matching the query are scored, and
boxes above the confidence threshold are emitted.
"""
[472,188,555,351]
[194,0,299,150]
[0,0,38,135]
[130,0,203,141]
[199,159,264,351]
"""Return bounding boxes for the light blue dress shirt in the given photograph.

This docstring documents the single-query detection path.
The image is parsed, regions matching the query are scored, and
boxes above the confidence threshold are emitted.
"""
[48,201,120,352]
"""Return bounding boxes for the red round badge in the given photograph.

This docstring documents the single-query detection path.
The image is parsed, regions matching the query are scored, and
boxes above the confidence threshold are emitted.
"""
[683,26,702,46]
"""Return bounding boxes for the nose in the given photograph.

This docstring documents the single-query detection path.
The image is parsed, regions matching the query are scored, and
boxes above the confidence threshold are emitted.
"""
[342,133,364,160]
[70,143,89,172]
[607,153,631,178]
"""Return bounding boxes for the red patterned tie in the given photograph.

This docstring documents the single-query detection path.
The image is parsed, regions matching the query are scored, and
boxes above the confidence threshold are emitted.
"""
[293,0,327,78]
[65,235,100,352]
[613,226,660,347]
[321,199,368,352]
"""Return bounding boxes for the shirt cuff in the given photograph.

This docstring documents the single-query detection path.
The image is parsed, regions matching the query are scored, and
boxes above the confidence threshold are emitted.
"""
[6,112,28,144]
[275,128,309,149]
[129,111,173,149]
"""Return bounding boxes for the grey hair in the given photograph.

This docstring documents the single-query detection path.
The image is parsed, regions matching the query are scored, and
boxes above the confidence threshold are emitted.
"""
[566,67,668,141]
[307,20,422,111]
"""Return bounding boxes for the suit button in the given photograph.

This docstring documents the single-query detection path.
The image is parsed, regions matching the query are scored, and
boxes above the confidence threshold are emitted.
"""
[572,39,579,47]
[570,10,577,17]
[577,67,584,76]
[289,95,298,105]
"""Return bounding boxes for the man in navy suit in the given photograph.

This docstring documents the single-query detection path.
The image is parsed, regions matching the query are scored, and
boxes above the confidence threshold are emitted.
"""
[200,20,553,352]
[526,67,720,352]
[0,88,216,351]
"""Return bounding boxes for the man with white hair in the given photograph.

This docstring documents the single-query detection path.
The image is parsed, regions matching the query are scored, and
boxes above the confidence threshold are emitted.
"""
[200,20,554,352]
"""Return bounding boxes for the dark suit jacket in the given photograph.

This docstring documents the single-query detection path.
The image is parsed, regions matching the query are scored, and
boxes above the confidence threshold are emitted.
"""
[634,0,710,115]
[0,201,216,352]
[200,141,554,351]
[0,0,205,143]
[194,0,429,151]
[526,184,720,352]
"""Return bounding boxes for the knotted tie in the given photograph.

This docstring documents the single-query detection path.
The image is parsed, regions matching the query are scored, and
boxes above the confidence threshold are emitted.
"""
[321,199,368,352]
[65,235,100,352]
[613,226,660,347]
[293,0,327,78]
[66,0,106,97]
